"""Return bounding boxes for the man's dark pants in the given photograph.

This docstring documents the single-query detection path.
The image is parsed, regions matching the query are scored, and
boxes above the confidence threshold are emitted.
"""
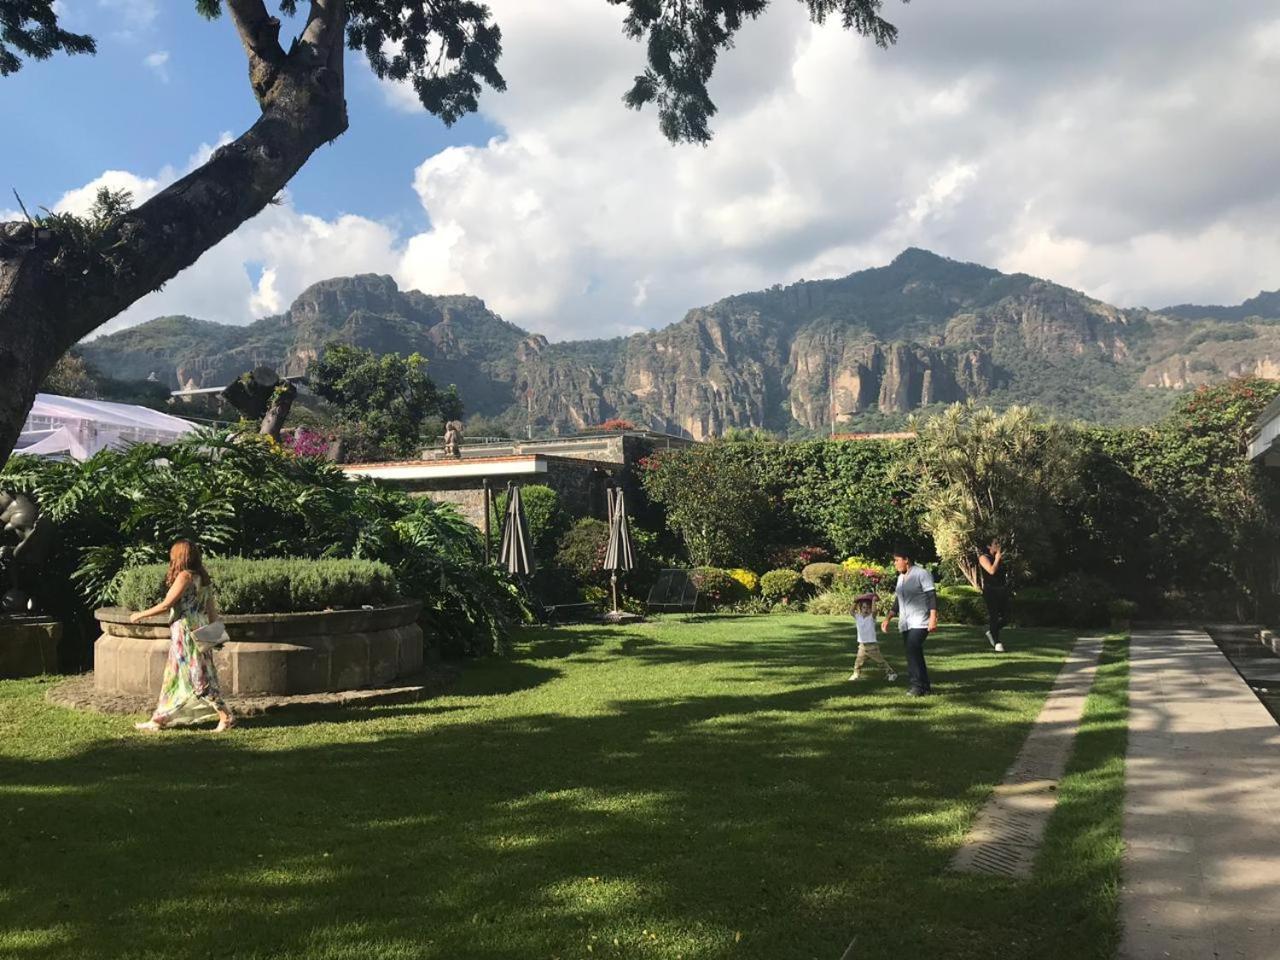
[901,627,931,693]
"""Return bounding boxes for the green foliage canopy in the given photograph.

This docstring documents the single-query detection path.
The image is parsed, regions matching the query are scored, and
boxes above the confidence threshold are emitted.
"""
[0,429,520,656]
[907,404,1081,588]
[308,344,463,461]
[640,444,770,567]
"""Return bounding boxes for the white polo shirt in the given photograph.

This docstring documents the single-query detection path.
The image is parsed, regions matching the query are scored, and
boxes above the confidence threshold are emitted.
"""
[894,565,936,631]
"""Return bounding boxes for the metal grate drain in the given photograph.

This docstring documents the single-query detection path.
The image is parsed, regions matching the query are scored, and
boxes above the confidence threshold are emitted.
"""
[951,637,1104,879]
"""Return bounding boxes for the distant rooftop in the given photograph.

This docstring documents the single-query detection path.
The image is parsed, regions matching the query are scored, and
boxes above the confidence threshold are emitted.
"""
[1250,394,1280,465]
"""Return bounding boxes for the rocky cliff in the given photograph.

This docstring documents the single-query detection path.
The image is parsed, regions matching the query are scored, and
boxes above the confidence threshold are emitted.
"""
[79,249,1280,437]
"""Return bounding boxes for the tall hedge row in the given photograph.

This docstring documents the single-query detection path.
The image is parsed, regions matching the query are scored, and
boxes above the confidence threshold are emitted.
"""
[641,379,1280,620]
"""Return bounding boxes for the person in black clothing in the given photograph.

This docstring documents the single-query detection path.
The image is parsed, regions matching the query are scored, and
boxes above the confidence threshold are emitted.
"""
[977,539,1008,652]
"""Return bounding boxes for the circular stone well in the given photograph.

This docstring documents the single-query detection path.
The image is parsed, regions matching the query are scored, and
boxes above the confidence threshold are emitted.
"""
[94,602,423,698]
[0,617,61,678]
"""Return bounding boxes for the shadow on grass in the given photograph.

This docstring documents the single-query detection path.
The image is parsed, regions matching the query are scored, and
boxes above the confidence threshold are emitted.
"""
[0,621,1121,960]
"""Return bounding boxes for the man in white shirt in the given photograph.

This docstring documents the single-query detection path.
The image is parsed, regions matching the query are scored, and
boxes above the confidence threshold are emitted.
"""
[881,546,938,696]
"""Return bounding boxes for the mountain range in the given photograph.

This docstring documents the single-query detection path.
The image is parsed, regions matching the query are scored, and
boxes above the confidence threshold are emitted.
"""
[78,249,1280,438]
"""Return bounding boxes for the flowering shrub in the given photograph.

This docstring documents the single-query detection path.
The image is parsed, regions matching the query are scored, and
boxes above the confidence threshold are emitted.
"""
[840,555,892,581]
[286,427,332,458]
[728,568,760,595]
[596,418,637,432]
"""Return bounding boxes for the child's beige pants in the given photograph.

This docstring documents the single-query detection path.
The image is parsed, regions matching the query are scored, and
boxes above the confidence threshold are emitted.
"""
[854,642,896,676]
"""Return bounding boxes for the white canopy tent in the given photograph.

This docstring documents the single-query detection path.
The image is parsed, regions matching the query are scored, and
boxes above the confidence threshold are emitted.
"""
[15,394,198,460]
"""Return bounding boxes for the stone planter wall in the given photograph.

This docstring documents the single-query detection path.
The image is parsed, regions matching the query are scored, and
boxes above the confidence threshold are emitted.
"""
[0,617,61,678]
[94,602,424,697]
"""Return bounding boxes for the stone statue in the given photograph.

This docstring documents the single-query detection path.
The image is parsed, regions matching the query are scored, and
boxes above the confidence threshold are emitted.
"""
[0,492,54,615]
[443,420,464,458]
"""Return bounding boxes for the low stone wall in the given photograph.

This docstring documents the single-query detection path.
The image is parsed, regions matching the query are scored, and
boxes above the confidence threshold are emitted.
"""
[93,602,424,698]
[0,617,61,678]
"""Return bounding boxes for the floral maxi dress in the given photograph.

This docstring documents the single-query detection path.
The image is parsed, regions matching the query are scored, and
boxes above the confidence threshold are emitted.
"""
[150,575,228,726]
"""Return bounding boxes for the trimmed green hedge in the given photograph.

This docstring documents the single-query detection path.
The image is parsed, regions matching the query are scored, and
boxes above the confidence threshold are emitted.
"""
[937,585,987,625]
[115,558,401,615]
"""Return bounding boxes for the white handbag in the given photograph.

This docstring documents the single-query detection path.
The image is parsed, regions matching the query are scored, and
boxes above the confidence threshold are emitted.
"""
[192,620,229,650]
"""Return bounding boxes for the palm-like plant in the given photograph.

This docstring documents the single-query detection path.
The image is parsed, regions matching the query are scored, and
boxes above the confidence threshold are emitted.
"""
[907,404,1080,588]
[1,429,519,657]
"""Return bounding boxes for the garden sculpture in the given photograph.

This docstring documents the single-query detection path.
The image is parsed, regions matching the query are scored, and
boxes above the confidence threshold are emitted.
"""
[443,421,464,458]
[0,491,54,614]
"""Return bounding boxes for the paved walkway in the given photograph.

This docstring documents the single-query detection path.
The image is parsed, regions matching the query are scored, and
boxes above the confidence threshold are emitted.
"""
[1121,628,1280,960]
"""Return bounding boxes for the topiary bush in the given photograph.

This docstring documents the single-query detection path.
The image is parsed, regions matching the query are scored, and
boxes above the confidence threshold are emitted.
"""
[937,584,986,625]
[116,558,401,615]
[760,568,807,606]
[493,484,569,562]
[801,562,845,590]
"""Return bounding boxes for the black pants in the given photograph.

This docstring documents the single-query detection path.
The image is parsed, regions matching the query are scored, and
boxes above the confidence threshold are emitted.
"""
[901,628,931,693]
[983,586,1008,642]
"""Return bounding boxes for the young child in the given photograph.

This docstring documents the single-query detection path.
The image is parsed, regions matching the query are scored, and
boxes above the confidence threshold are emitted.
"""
[851,592,897,681]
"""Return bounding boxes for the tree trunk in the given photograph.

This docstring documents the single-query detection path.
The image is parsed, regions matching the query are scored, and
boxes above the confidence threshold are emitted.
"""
[259,381,297,440]
[0,1,347,468]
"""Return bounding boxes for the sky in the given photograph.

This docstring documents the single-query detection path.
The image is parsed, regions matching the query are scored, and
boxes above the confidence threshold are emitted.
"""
[4,0,1280,341]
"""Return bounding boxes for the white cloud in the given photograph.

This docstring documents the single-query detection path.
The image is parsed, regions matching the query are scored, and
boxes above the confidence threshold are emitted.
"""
[391,0,1280,337]
[55,170,162,215]
[99,0,158,37]
[143,50,169,83]
[62,0,1280,345]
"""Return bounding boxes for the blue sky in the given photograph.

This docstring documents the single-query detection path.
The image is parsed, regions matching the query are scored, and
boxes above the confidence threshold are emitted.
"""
[5,1,495,232]
[4,1,1280,341]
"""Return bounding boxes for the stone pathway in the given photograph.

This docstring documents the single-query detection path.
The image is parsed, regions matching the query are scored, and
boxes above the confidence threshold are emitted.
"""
[1121,628,1280,960]
[952,636,1104,878]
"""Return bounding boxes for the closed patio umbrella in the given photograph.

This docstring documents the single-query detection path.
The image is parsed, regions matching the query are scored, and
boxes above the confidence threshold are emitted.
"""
[499,483,536,577]
[603,485,635,615]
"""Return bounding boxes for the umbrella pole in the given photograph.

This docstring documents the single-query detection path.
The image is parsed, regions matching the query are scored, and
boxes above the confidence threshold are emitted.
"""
[611,570,619,615]
[482,478,491,566]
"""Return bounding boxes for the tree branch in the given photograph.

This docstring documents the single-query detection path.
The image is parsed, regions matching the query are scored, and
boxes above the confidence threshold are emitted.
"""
[226,0,287,102]
[300,0,346,63]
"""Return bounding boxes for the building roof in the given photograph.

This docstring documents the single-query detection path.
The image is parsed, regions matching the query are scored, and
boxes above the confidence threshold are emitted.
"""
[341,453,619,482]
[1249,393,1280,464]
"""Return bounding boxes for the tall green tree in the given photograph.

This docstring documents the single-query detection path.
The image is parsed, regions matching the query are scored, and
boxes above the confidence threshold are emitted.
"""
[0,0,904,469]
[640,444,770,567]
[308,344,462,461]
[908,403,1081,589]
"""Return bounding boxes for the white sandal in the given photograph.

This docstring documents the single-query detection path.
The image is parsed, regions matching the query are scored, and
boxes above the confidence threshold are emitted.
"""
[134,720,165,733]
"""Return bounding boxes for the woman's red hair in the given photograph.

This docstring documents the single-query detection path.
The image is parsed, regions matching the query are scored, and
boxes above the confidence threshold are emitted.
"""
[165,539,211,587]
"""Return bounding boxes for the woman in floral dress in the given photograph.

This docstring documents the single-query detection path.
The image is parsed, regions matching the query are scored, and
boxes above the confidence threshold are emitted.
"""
[131,540,235,732]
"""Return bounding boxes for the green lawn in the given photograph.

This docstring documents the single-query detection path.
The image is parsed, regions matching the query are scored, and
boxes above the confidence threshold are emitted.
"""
[0,617,1128,960]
